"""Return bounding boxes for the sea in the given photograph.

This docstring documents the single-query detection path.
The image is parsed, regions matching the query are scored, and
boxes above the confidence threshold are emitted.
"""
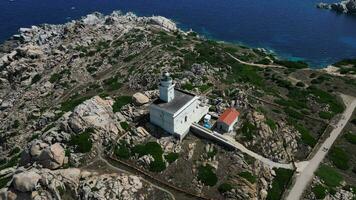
[1,0,356,68]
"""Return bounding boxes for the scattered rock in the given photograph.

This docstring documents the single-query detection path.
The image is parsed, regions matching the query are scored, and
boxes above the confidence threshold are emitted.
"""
[132,92,149,106]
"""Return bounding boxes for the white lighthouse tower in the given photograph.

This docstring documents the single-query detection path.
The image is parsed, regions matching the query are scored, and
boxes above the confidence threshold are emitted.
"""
[159,72,175,102]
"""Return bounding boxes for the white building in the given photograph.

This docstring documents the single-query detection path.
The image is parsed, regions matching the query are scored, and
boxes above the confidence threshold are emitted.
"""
[216,108,240,133]
[149,72,209,140]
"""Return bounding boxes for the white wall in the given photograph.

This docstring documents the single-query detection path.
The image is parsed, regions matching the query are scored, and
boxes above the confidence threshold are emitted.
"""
[149,106,174,133]
[217,117,238,133]
[173,99,209,138]
[150,99,209,140]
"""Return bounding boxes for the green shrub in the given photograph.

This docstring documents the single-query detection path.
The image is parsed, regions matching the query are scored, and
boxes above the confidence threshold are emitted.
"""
[315,165,343,188]
[240,122,257,141]
[266,119,277,131]
[181,83,194,91]
[296,82,305,87]
[319,111,333,119]
[345,132,356,144]
[61,96,91,112]
[284,107,303,120]
[274,60,308,69]
[9,147,21,156]
[328,147,349,170]
[49,73,62,83]
[218,183,233,194]
[238,171,257,184]
[12,120,20,128]
[293,123,316,147]
[227,63,264,87]
[120,121,130,131]
[0,177,11,189]
[165,152,179,164]
[103,76,122,91]
[312,184,327,199]
[115,144,131,159]
[112,96,132,112]
[132,142,166,172]
[69,128,93,153]
[267,168,293,200]
[31,74,42,84]
[197,164,218,186]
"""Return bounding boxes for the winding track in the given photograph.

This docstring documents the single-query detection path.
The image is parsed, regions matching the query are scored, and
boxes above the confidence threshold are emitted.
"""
[286,95,356,200]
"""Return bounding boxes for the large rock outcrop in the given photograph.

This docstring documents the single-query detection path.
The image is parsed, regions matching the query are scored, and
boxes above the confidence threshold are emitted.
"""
[67,96,119,135]
[20,141,66,169]
[12,171,41,192]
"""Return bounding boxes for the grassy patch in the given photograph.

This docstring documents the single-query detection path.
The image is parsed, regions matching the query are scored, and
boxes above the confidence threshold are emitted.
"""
[345,132,356,145]
[197,164,218,186]
[164,152,179,164]
[267,168,293,200]
[227,63,264,87]
[69,128,93,153]
[312,184,327,199]
[315,164,343,188]
[319,111,334,120]
[132,142,166,172]
[112,96,132,112]
[61,96,91,112]
[328,147,350,170]
[238,171,257,184]
[292,123,316,147]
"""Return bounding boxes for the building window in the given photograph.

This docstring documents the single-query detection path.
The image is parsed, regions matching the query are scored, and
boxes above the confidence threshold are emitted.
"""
[185,116,188,122]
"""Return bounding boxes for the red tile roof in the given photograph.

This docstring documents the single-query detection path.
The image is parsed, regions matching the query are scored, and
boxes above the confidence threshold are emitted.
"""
[217,108,240,126]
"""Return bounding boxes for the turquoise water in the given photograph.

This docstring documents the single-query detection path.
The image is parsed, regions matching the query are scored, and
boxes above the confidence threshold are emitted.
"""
[1,0,356,67]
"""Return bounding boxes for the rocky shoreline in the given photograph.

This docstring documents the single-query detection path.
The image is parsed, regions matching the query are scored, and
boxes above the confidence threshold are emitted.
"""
[0,9,355,200]
[317,0,356,15]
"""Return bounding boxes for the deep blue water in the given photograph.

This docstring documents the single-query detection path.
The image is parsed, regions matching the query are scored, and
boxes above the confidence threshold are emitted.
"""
[1,0,356,67]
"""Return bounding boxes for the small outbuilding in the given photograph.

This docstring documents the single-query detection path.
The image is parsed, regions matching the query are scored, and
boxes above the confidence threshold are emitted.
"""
[217,108,240,133]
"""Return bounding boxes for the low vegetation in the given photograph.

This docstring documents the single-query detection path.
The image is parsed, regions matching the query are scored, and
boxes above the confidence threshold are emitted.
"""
[344,132,356,145]
[112,96,132,112]
[132,142,166,172]
[267,168,293,200]
[197,164,218,186]
[315,164,343,188]
[218,182,233,194]
[69,128,93,153]
[238,171,256,184]
[328,147,350,170]
[164,152,179,164]
[312,184,328,199]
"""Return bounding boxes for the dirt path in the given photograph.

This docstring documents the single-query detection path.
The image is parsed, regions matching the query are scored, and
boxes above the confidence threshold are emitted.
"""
[285,94,356,200]
[227,53,284,68]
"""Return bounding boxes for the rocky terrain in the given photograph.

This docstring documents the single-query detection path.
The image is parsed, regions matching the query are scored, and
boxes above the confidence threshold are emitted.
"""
[317,0,356,15]
[0,10,355,200]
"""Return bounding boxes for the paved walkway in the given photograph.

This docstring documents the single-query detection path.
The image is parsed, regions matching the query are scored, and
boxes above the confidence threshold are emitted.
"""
[191,123,294,169]
[223,135,295,169]
[286,95,356,200]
